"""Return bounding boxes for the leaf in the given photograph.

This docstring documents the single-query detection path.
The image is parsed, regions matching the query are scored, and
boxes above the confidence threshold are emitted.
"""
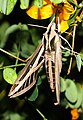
[65,79,78,103]
[0,0,17,15]
[30,28,41,46]
[63,50,70,57]
[74,83,83,108]
[50,0,65,4]
[3,68,17,84]
[76,54,82,72]
[1,23,28,53]
[28,86,38,101]
[62,58,67,62]
[0,24,20,48]
[5,23,28,36]
[0,0,7,14]
[0,90,6,100]
[60,77,66,92]
[37,77,42,86]
[10,113,23,120]
[20,0,29,9]
[0,22,9,48]
[34,0,43,8]
[68,7,81,25]
[68,0,79,8]
[67,83,83,109]
[21,43,35,57]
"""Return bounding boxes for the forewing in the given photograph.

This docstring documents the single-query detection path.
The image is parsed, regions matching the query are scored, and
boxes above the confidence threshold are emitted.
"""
[54,34,62,105]
[8,44,44,98]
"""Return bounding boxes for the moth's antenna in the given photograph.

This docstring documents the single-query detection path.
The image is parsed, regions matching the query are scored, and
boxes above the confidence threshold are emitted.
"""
[57,17,60,33]
[28,24,47,29]
[28,16,55,29]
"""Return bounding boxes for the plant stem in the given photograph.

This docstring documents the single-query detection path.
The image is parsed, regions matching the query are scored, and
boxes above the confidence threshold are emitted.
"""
[0,63,25,70]
[67,24,77,74]
[36,108,48,120]
[26,100,48,120]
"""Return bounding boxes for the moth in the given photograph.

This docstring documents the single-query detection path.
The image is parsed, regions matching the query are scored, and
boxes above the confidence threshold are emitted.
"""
[8,18,62,105]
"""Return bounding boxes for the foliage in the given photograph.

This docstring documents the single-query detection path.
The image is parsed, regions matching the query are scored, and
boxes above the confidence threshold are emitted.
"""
[0,0,83,120]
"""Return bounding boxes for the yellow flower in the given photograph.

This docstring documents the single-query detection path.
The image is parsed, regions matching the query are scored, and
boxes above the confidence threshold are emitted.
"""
[26,0,56,19]
[71,109,79,120]
[26,0,74,32]
[76,16,81,22]
[56,2,74,32]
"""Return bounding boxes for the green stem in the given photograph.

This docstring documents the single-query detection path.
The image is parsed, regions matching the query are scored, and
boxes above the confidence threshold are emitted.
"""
[36,108,48,120]
[26,100,48,120]
[14,50,20,71]
[0,63,25,70]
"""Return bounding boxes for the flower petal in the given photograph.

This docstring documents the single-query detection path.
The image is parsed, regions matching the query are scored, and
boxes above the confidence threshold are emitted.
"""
[60,20,69,33]
[26,5,39,19]
[39,4,55,19]
[26,4,56,19]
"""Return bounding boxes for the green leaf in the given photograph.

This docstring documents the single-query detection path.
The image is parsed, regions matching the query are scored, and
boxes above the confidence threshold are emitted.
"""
[60,77,66,92]
[0,22,9,48]
[0,0,7,14]
[76,54,82,72]
[20,0,29,9]
[0,0,17,15]
[63,50,70,57]
[61,98,68,107]
[50,0,65,4]
[65,79,77,103]
[37,75,45,86]
[74,83,83,108]
[10,113,24,120]
[68,0,80,8]
[21,43,35,57]
[0,24,20,48]
[5,24,28,35]
[37,77,42,86]
[34,0,43,8]
[30,28,41,46]
[67,83,83,109]
[28,86,38,101]
[62,58,67,62]
[3,68,17,84]
[68,7,81,25]
[1,23,28,48]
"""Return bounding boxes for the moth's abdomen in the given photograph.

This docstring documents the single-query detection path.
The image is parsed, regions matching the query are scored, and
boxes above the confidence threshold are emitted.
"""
[45,51,56,92]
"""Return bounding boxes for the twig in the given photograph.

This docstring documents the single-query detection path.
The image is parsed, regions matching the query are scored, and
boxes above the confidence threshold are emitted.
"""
[61,46,83,57]
[0,63,26,70]
[0,48,31,62]
[36,108,48,120]
[67,24,77,74]
[59,35,73,50]
[26,100,48,120]
[14,47,20,71]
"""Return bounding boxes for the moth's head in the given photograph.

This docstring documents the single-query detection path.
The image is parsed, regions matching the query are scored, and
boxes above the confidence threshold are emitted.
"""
[51,22,56,31]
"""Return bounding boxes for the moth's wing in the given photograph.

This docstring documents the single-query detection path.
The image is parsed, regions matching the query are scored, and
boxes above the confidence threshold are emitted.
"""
[8,44,44,98]
[54,34,62,105]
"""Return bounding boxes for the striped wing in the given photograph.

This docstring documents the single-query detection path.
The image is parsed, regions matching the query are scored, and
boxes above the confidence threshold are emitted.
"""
[8,44,44,98]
